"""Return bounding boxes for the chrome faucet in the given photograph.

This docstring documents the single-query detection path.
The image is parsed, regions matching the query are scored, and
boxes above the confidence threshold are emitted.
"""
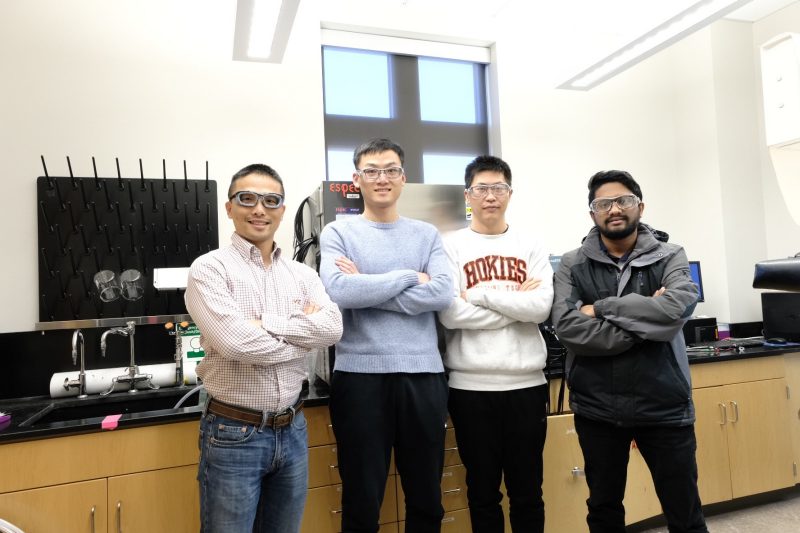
[99,321,159,395]
[65,329,88,398]
[100,321,134,360]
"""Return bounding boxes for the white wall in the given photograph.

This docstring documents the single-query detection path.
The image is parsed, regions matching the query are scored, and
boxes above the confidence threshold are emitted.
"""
[752,3,800,259]
[0,0,793,332]
[711,21,767,323]
[0,0,328,332]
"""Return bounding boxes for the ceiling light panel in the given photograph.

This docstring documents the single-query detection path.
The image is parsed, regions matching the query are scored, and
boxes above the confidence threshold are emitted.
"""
[559,0,754,90]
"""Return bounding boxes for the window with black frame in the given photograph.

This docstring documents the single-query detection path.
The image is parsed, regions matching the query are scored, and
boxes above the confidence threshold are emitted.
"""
[322,45,490,184]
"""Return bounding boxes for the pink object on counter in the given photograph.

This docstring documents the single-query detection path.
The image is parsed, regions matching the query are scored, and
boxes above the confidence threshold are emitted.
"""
[101,414,122,430]
[0,412,11,431]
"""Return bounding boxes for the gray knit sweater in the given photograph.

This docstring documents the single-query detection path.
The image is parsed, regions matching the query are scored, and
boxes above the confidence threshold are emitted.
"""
[319,215,452,373]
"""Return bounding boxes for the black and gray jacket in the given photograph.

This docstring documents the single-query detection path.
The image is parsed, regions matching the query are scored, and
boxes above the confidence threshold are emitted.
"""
[551,224,699,427]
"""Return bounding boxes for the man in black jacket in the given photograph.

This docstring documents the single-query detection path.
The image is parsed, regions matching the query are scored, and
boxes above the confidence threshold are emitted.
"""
[551,170,708,533]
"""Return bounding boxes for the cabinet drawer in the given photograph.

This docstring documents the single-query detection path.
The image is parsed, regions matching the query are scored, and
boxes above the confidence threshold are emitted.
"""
[691,356,785,389]
[307,406,336,447]
[0,421,199,493]
[301,475,397,533]
[0,478,108,533]
[398,508,471,533]
[443,427,461,466]
[309,444,340,488]
[397,464,467,521]
[440,508,471,532]
[108,465,199,533]
[441,464,468,512]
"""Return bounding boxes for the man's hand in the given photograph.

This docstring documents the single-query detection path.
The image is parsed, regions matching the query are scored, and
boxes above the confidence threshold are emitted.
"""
[335,256,360,275]
[417,272,431,284]
[653,287,666,297]
[303,303,321,315]
[519,278,542,292]
[249,319,262,327]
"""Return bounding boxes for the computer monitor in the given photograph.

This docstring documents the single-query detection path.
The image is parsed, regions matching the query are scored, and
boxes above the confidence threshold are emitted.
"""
[761,292,800,342]
[688,261,704,303]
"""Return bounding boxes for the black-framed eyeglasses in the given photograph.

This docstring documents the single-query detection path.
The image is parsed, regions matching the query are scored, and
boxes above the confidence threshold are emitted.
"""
[589,194,640,213]
[230,191,285,209]
[357,167,404,182]
[466,183,512,199]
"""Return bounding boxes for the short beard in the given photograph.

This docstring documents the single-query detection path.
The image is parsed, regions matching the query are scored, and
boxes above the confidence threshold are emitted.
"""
[596,217,639,240]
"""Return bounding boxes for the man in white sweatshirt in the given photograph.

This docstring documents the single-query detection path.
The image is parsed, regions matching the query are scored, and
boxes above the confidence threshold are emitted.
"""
[438,155,554,533]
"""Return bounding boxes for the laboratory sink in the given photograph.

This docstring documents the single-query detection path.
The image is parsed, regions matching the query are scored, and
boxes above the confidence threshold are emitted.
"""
[18,386,202,428]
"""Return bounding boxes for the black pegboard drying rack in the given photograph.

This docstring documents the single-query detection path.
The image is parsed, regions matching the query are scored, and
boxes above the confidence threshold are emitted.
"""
[37,156,219,322]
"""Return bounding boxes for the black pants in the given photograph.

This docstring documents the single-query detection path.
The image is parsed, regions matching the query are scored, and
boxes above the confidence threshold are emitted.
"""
[448,385,548,533]
[330,371,448,533]
[574,415,709,533]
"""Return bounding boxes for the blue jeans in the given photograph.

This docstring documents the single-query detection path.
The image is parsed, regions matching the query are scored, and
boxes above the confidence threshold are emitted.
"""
[197,410,308,533]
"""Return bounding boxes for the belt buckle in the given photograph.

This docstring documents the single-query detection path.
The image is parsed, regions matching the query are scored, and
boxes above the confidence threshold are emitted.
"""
[272,406,295,428]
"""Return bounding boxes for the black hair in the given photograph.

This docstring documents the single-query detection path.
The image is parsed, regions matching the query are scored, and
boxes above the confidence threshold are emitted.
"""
[228,164,285,197]
[464,155,512,189]
[352,138,405,168]
[587,170,642,204]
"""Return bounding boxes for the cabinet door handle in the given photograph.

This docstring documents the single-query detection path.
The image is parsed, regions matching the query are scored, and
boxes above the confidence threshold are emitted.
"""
[116,501,122,533]
[729,401,739,423]
[444,446,459,452]
[331,508,343,515]
[571,467,586,477]
[718,403,727,425]
[443,487,462,495]
[90,505,96,533]
[329,464,339,470]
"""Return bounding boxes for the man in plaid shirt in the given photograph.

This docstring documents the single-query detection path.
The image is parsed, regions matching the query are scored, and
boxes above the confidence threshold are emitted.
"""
[186,163,342,533]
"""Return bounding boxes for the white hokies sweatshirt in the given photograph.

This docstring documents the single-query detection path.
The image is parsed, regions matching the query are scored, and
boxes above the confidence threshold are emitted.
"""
[438,226,554,391]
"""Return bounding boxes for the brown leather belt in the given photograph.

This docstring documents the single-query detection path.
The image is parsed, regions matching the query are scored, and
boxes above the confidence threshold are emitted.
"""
[206,397,304,429]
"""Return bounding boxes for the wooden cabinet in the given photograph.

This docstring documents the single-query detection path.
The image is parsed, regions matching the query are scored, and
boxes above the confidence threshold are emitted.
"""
[0,421,200,532]
[394,419,470,529]
[694,377,794,504]
[622,443,662,524]
[783,352,800,473]
[398,508,471,532]
[303,476,397,533]
[303,406,398,533]
[303,407,470,533]
[107,465,199,533]
[537,413,659,532]
[5,355,795,533]
[0,479,108,532]
[395,464,467,521]
[692,357,795,505]
[547,356,797,530]
[443,425,461,467]
[541,413,590,533]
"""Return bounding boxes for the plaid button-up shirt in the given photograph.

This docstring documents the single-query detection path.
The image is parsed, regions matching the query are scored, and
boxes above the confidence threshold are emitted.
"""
[185,233,342,412]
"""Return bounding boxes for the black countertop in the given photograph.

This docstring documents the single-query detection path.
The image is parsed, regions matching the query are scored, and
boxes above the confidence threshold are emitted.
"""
[686,343,800,364]
[0,378,331,445]
[2,346,799,445]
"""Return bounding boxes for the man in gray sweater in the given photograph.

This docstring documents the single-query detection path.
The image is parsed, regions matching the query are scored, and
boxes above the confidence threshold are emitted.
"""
[320,138,453,533]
